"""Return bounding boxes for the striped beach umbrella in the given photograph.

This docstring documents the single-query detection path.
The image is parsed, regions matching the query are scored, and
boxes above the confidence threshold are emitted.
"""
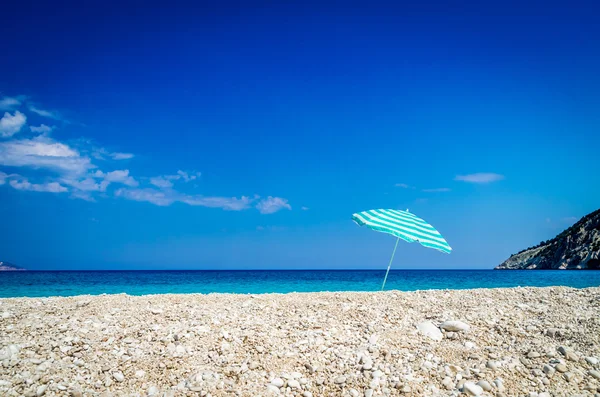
[352,209,451,290]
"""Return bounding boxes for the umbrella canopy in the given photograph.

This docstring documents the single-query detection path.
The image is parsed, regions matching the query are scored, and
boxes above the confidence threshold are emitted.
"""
[352,209,451,290]
[352,209,452,254]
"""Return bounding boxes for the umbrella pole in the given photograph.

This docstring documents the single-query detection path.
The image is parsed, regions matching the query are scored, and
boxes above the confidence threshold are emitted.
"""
[381,237,400,291]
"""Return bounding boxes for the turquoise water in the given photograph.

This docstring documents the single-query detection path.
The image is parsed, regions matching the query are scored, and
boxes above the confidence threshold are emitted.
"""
[1,270,599,298]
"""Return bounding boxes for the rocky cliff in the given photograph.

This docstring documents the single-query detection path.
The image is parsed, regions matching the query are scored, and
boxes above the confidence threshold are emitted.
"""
[496,209,600,270]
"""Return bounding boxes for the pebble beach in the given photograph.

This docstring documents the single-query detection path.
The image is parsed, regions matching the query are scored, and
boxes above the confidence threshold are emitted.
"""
[1,287,599,397]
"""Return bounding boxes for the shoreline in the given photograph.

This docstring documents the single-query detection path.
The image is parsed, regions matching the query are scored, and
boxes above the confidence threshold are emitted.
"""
[0,284,597,300]
[1,286,599,396]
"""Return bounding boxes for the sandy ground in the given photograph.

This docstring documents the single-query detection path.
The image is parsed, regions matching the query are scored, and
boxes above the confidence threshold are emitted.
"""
[1,287,600,397]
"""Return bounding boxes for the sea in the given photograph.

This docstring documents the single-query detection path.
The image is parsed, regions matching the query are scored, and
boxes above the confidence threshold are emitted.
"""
[1,269,600,298]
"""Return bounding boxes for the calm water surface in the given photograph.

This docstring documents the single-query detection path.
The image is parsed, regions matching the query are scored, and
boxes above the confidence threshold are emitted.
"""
[1,270,599,298]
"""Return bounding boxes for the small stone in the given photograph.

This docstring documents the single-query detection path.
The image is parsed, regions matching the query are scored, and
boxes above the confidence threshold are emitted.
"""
[36,385,47,396]
[400,385,411,393]
[417,321,443,341]
[135,370,146,378]
[493,378,505,392]
[531,368,543,377]
[302,392,313,397]
[372,370,384,378]
[463,381,483,396]
[349,389,360,397]
[486,360,499,370]
[287,380,300,389]
[112,372,124,382]
[555,363,568,373]
[589,370,600,380]
[147,386,159,396]
[249,362,259,370]
[440,320,470,332]
[527,351,541,359]
[465,341,475,349]
[365,389,374,397]
[270,378,284,388]
[266,385,280,395]
[543,364,555,377]
[558,346,579,361]
[586,357,599,366]
[442,377,454,390]
[362,362,373,370]
[334,375,346,384]
[564,372,575,382]
[476,380,492,392]
[70,391,83,397]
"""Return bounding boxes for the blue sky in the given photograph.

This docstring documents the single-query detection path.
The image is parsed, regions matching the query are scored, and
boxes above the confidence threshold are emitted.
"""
[1,1,598,270]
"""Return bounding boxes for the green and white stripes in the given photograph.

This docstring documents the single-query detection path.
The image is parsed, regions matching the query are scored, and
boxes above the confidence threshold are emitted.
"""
[352,209,452,254]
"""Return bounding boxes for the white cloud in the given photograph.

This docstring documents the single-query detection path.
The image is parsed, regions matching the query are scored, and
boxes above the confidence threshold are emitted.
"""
[91,147,134,161]
[150,176,175,189]
[9,178,68,193]
[62,177,109,192]
[177,170,201,182]
[0,136,93,175]
[149,170,201,189]
[101,169,138,187]
[255,196,292,214]
[0,111,27,138]
[0,171,7,185]
[111,152,134,160]
[422,188,451,192]
[181,195,252,211]
[28,105,61,120]
[115,188,175,206]
[115,187,258,211]
[30,124,55,134]
[0,96,25,111]
[395,183,414,189]
[455,173,505,183]
[301,206,309,210]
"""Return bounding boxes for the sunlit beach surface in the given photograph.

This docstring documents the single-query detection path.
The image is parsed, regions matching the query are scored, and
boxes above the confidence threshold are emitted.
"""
[1,287,599,396]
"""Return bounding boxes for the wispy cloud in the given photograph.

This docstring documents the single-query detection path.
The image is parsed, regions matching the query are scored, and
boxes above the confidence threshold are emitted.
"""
[181,195,252,210]
[562,216,578,224]
[150,176,176,189]
[422,187,451,192]
[62,177,109,193]
[115,188,174,206]
[0,95,290,213]
[91,147,134,161]
[9,178,68,193]
[111,152,134,160]
[0,96,26,111]
[255,196,292,214]
[0,111,27,138]
[30,124,55,134]
[115,187,255,211]
[301,206,309,211]
[28,105,62,120]
[395,183,414,189]
[94,169,138,187]
[0,136,93,175]
[454,173,504,183]
[149,170,201,189]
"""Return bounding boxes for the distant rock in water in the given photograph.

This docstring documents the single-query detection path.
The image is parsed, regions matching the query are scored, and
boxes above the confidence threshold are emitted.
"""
[496,209,600,270]
[0,261,26,271]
